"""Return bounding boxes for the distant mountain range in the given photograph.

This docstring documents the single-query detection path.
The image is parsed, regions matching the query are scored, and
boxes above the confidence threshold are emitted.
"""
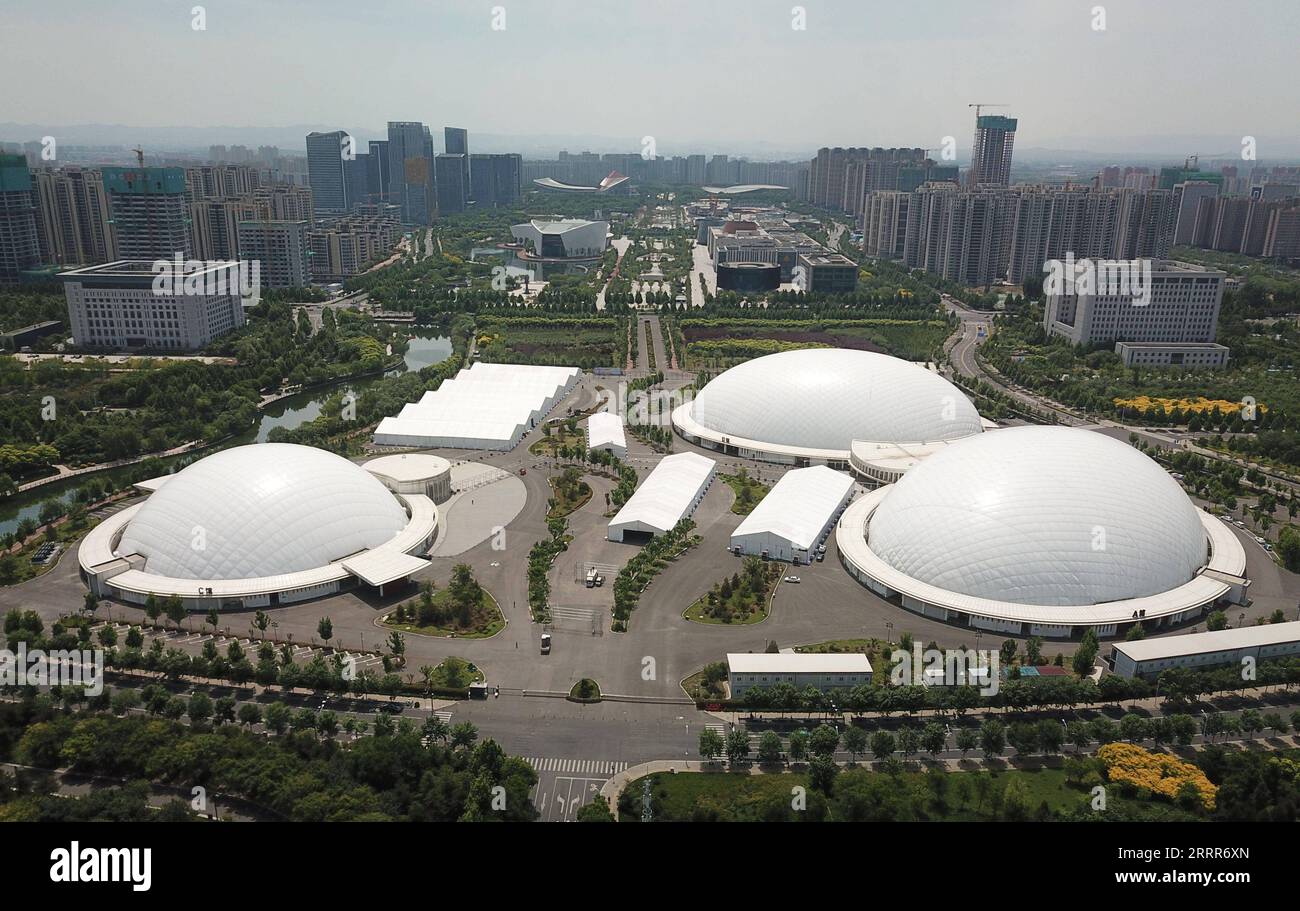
[4,122,1299,166]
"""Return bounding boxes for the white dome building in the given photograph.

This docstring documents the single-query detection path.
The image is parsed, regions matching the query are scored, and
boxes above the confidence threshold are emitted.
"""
[836,427,1249,638]
[80,444,440,609]
[671,348,983,472]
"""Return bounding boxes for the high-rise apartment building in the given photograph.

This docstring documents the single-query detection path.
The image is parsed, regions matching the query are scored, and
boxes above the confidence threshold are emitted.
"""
[102,167,192,260]
[969,115,1018,187]
[0,153,41,283]
[32,166,116,266]
[236,220,311,289]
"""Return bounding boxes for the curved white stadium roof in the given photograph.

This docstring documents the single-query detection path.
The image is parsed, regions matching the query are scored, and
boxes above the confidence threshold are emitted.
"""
[867,427,1208,606]
[681,348,982,453]
[117,443,408,580]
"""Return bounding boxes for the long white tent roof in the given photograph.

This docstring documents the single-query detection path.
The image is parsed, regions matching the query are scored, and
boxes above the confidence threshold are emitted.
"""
[586,411,626,451]
[609,452,716,535]
[375,362,579,450]
[732,465,854,551]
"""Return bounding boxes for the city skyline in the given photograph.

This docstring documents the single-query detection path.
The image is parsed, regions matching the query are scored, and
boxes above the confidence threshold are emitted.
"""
[3,0,1299,159]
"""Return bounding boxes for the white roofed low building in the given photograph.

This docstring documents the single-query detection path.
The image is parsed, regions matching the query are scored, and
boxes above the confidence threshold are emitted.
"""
[730,465,854,563]
[373,362,580,450]
[586,410,627,459]
[511,219,610,259]
[362,453,453,503]
[608,452,716,543]
[1109,622,1300,679]
[727,652,873,698]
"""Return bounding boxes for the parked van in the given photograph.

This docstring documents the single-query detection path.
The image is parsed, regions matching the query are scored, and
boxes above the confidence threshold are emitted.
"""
[540,633,552,655]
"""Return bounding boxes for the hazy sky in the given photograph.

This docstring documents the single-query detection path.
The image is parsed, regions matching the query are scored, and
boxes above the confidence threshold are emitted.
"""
[4,0,1298,155]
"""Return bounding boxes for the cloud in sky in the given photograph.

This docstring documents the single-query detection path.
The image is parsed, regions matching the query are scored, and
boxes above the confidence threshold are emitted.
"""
[4,0,1297,153]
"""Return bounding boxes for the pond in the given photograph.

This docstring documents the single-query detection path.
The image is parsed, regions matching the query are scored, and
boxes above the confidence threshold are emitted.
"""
[0,333,453,537]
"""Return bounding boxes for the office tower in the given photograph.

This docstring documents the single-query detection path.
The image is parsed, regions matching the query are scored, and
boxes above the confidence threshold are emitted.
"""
[32,167,116,266]
[0,153,41,283]
[366,140,389,203]
[435,154,467,214]
[306,130,351,213]
[61,260,245,350]
[470,153,521,208]
[1043,260,1225,346]
[1172,180,1220,246]
[444,128,471,205]
[102,166,192,260]
[346,153,370,210]
[444,127,468,157]
[969,115,1018,186]
[237,220,311,289]
[386,122,435,224]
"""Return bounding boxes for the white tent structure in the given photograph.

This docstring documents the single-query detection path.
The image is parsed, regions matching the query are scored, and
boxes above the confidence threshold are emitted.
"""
[586,411,627,459]
[373,363,580,450]
[730,465,855,563]
[607,451,716,543]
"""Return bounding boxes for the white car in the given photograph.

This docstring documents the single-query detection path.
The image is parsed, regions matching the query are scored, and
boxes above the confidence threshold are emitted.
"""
[783,575,801,584]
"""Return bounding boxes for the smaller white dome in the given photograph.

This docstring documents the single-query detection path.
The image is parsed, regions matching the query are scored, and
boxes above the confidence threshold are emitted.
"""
[118,443,409,580]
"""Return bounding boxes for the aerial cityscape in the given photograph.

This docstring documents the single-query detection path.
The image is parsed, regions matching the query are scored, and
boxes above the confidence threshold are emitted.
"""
[1,1,1298,863]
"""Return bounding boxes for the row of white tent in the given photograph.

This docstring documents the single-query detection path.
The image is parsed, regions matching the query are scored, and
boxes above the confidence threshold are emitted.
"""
[373,363,581,450]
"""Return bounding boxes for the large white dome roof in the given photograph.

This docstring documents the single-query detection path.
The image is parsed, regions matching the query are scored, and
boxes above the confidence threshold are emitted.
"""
[117,443,408,580]
[867,427,1208,606]
[685,348,982,452]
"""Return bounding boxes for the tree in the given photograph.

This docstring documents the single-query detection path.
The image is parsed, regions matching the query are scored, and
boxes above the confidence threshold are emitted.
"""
[725,727,750,765]
[698,727,724,762]
[787,728,809,764]
[575,795,615,822]
[954,727,977,757]
[264,701,290,735]
[253,611,270,639]
[1037,719,1064,755]
[317,616,333,645]
[869,730,896,763]
[1073,628,1100,676]
[186,692,213,725]
[979,719,1005,758]
[237,703,262,728]
[164,596,186,630]
[450,721,478,750]
[808,756,837,795]
[842,726,868,761]
[1119,713,1148,742]
[809,724,840,759]
[1206,610,1228,631]
[921,722,947,758]
[757,730,783,765]
[1066,720,1092,752]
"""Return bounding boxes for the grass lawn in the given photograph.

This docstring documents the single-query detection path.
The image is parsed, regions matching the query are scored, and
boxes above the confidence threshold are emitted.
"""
[620,765,1187,822]
[547,475,592,519]
[529,428,584,457]
[382,588,504,639]
[0,515,101,587]
[425,656,484,688]
[684,562,782,625]
[569,678,602,702]
[719,471,769,515]
[681,666,729,701]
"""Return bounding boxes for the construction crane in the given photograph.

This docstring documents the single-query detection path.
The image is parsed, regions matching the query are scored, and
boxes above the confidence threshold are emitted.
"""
[968,103,1009,119]
[130,146,145,168]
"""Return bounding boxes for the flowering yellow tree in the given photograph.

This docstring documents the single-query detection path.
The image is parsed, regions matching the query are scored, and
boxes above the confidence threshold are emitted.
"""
[1097,743,1216,811]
